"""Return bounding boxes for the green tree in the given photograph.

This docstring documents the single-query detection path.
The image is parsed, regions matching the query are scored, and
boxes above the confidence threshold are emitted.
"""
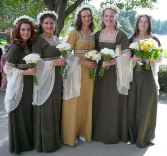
[1,0,158,36]
[39,0,158,36]
[119,17,133,36]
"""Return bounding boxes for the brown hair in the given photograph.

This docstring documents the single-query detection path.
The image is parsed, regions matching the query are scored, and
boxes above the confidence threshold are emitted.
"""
[38,14,57,36]
[75,8,95,32]
[101,8,120,30]
[133,15,152,37]
[11,19,36,50]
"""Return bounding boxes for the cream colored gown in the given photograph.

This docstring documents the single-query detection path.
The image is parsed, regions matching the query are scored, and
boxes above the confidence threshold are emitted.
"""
[62,29,95,146]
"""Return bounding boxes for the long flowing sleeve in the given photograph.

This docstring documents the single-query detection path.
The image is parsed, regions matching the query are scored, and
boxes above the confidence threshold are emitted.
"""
[63,52,81,100]
[4,45,23,113]
[115,31,133,95]
[150,36,164,94]
[62,30,82,100]
[32,36,56,105]
[32,60,55,105]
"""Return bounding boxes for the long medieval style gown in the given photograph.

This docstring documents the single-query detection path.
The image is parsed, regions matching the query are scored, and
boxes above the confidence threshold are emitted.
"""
[32,34,63,152]
[92,29,130,144]
[128,36,163,148]
[4,44,34,154]
[62,29,95,146]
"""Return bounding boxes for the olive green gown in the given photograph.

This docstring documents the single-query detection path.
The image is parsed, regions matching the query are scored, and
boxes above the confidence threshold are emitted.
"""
[32,34,63,152]
[92,29,129,144]
[7,44,34,154]
[128,36,162,148]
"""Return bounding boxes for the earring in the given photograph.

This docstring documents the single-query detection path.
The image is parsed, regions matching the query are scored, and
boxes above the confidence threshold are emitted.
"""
[42,27,44,32]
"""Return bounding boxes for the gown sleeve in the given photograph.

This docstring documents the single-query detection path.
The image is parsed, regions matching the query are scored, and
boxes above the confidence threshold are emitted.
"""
[150,36,164,94]
[32,36,56,105]
[95,31,100,51]
[115,30,133,95]
[4,45,24,113]
[67,30,77,50]
[63,30,81,100]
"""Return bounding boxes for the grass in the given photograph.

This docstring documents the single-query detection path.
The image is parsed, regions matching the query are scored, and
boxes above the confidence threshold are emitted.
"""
[164,50,167,58]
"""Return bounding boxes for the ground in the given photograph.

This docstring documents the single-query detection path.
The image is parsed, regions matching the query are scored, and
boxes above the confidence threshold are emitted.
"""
[0,90,167,156]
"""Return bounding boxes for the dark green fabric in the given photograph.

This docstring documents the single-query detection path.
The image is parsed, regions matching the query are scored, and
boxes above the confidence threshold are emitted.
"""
[92,29,129,144]
[128,37,158,148]
[7,44,33,154]
[32,35,63,152]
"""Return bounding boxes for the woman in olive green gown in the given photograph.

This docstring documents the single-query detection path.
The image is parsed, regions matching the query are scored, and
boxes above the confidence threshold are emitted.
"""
[92,5,132,144]
[32,11,65,152]
[4,16,36,154]
[128,14,163,148]
[62,5,97,146]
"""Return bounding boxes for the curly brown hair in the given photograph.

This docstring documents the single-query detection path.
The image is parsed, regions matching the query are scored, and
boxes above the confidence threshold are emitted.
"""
[133,15,152,38]
[11,19,36,51]
[75,8,95,32]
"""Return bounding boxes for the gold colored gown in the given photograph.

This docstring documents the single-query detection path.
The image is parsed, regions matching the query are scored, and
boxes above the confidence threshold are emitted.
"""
[62,29,95,146]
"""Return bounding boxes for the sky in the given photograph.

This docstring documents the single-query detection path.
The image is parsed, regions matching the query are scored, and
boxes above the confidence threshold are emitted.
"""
[89,0,167,21]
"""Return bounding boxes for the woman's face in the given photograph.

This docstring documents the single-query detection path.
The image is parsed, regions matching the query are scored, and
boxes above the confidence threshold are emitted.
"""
[80,10,92,27]
[41,17,55,35]
[20,23,31,43]
[138,16,149,32]
[103,9,117,27]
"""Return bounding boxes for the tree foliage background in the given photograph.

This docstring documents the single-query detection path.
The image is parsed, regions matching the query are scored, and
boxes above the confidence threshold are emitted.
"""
[0,0,166,38]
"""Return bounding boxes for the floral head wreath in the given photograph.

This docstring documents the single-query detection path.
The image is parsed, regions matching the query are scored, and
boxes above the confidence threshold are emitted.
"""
[100,4,120,14]
[75,4,94,19]
[135,13,152,19]
[13,15,35,26]
[37,10,58,24]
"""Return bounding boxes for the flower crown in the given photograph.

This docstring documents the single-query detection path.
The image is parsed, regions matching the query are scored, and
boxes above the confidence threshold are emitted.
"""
[13,15,35,25]
[75,4,94,19]
[100,4,120,14]
[135,13,152,19]
[37,10,58,24]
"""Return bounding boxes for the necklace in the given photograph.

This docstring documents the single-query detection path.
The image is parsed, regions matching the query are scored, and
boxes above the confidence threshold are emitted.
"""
[104,29,115,36]
[81,28,91,34]
[43,32,53,38]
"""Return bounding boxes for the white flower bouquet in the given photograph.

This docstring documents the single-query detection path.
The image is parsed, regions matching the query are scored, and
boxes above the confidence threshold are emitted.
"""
[85,50,101,79]
[23,53,41,85]
[98,48,115,77]
[129,38,161,71]
[56,43,71,76]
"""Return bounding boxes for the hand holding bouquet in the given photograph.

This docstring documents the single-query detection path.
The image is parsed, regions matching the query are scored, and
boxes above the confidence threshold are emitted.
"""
[129,39,161,71]
[56,43,71,77]
[23,53,41,85]
[85,50,101,79]
[98,48,115,77]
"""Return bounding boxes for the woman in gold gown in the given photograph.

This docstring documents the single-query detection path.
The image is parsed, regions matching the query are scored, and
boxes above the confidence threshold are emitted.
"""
[62,5,97,146]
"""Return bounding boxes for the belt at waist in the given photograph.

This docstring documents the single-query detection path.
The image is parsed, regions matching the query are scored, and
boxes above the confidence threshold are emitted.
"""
[43,56,60,60]
[74,49,90,54]
[16,64,29,69]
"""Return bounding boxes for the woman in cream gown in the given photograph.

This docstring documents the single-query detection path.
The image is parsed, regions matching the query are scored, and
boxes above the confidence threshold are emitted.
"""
[62,5,97,146]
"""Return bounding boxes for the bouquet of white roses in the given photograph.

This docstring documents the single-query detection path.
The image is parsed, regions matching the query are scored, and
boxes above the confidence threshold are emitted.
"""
[56,43,71,77]
[85,50,101,79]
[23,53,41,85]
[129,39,161,71]
[98,48,115,77]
